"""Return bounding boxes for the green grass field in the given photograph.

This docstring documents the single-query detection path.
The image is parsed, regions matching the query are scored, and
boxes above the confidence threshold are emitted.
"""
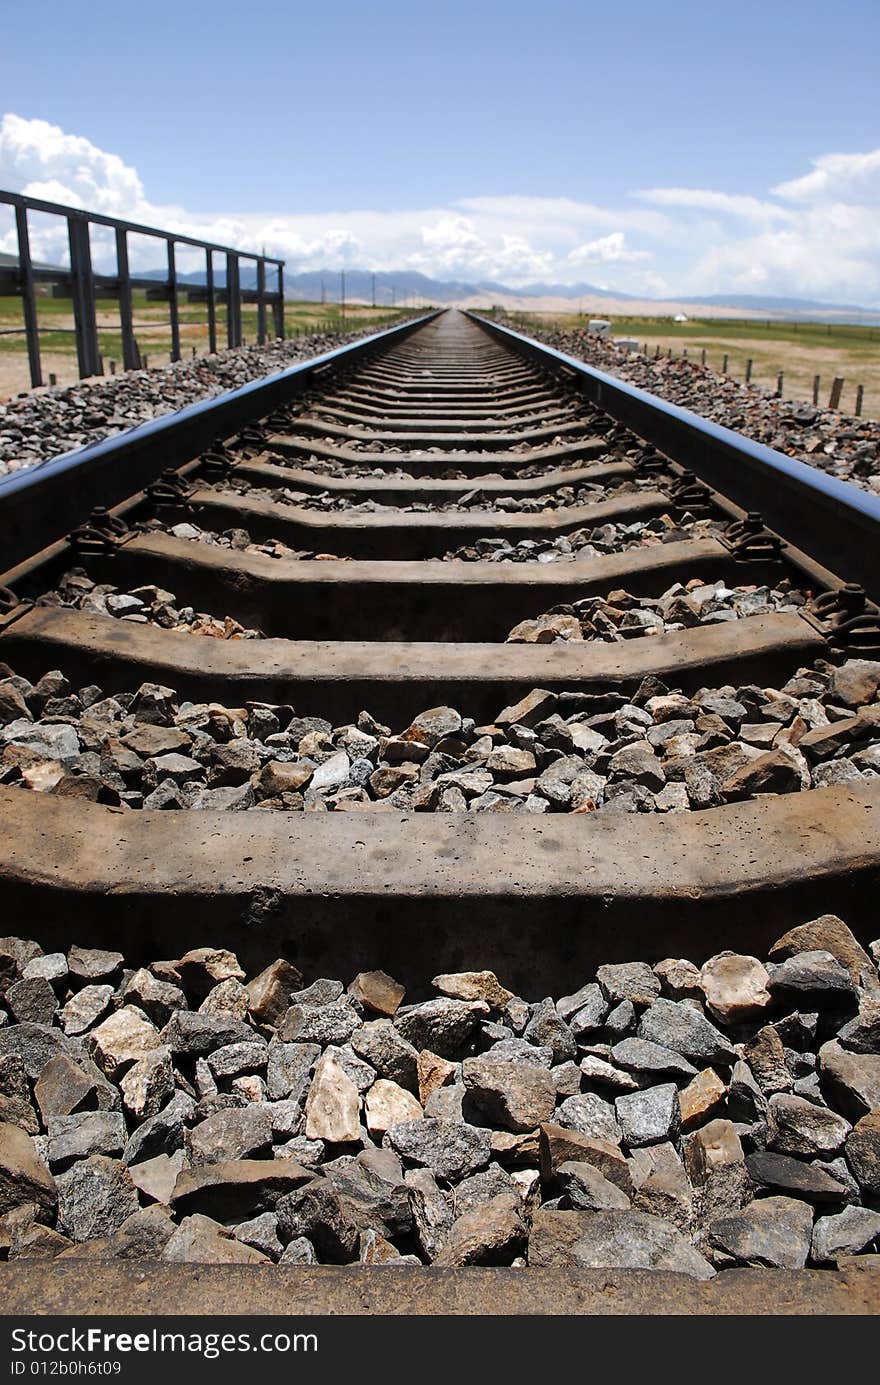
[506,311,880,420]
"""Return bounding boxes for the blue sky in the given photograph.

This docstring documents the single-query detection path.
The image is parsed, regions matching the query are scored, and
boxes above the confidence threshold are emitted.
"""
[1,0,879,303]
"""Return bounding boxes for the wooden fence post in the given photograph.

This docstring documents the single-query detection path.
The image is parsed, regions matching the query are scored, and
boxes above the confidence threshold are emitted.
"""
[829,377,844,409]
[745,358,753,382]
[855,385,864,417]
[776,371,784,397]
[813,375,820,405]
[721,354,728,374]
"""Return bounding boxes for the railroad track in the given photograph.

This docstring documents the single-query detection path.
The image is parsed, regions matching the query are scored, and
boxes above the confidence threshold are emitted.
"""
[0,309,878,1310]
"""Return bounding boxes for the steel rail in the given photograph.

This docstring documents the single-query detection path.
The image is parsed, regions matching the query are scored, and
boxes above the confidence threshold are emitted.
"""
[469,312,880,602]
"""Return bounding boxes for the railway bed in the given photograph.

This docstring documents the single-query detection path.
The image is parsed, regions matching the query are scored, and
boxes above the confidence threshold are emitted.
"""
[0,310,878,1311]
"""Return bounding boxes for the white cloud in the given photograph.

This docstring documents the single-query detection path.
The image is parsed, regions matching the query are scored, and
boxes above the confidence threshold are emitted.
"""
[635,186,790,225]
[773,150,880,205]
[1,113,879,305]
[568,232,650,266]
[0,113,145,215]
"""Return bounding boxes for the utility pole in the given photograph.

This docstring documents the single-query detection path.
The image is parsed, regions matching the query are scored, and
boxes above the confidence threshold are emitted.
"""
[371,273,376,308]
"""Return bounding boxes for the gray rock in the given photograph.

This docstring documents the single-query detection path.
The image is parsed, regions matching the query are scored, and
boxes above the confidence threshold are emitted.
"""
[56,1156,139,1242]
[59,985,114,1037]
[276,1178,359,1262]
[122,970,188,1026]
[523,999,577,1063]
[727,1060,769,1124]
[72,1205,177,1261]
[450,1164,518,1218]
[837,999,880,1054]
[279,1002,361,1047]
[637,998,736,1065]
[321,1155,411,1240]
[767,951,857,1006]
[555,1092,622,1146]
[767,1093,850,1157]
[705,1195,814,1269]
[610,1038,697,1079]
[528,1209,715,1278]
[461,1058,556,1133]
[279,1235,317,1264]
[394,998,484,1059]
[186,1104,273,1167]
[46,1111,127,1169]
[424,1082,464,1120]
[385,1119,491,1181]
[551,1061,583,1097]
[5,978,57,1026]
[745,1150,849,1203]
[405,1167,452,1259]
[207,1041,269,1080]
[616,1084,680,1148]
[566,988,610,1035]
[351,1020,418,1091]
[597,962,661,1008]
[67,947,124,984]
[556,1160,631,1210]
[811,1204,880,1264]
[603,1000,636,1037]
[0,1024,74,1082]
[22,953,67,986]
[275,1136,324,1166]
[556,982,607,1024]
[484,1038,553,1068]
[234,1212,283,1260]
[122,1091,195,1164]
[266,1042,319,1101]
[161,1011,252,1057]
[629,1142,693,1233]
[819,1041,880,1120]
[291,979,344,1008]
[1,720,80,762]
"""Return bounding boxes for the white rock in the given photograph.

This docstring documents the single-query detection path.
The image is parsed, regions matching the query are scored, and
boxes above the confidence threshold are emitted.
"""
[304,1053,360,1143]
[365,1079,423,1136]
[699,952,771,1023]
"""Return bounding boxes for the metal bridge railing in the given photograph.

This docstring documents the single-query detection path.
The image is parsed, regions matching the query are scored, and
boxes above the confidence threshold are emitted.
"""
[0,189,285,388]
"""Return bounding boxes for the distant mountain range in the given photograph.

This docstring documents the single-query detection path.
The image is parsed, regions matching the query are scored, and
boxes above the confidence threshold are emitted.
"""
[4,250,878,322]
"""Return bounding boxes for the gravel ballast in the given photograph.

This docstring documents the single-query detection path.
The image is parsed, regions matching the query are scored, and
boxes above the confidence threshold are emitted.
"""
[0,915,876,1272]
[1,655,879,815]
